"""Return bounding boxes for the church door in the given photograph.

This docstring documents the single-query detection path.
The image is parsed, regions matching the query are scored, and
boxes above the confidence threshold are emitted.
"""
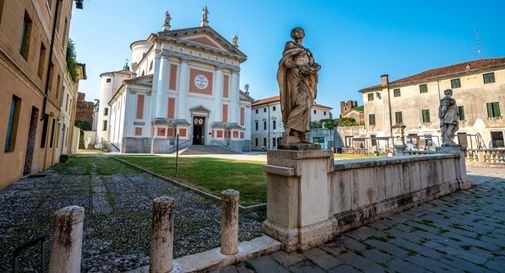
[192,117,205,145]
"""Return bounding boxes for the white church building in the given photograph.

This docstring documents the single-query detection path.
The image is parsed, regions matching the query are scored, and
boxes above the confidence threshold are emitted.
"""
[97,8,253,153]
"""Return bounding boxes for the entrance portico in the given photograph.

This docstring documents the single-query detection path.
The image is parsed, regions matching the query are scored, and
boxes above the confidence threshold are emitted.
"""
[190,105,211,145]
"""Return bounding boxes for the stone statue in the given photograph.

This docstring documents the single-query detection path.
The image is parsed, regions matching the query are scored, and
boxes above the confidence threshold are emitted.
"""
[232,34,239,47]
[200,6,209,26]
[163,11,172,30]
[439,89,460,146]
[277,27,321,145]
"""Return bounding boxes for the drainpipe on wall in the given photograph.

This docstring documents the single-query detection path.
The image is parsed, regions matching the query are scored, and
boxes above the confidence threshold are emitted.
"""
[41,0,61,121]
[41,0,62,170]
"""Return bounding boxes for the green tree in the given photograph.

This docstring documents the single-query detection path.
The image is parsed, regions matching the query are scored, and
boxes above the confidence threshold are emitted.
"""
[66,38,78,81]
[75,120,91,130]
[310,121,322,129]
[337,117,358,126]
[323,119,336,129]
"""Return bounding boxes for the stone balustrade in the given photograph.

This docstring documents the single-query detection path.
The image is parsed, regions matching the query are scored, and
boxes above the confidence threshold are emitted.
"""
[466,148,505,166]
[263,145,470,251]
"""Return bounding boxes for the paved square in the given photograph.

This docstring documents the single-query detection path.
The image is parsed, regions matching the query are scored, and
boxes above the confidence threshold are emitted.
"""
[214,167,505,273]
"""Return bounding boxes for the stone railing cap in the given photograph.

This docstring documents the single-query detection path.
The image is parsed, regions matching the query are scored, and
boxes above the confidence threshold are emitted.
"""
[333,154,458,171]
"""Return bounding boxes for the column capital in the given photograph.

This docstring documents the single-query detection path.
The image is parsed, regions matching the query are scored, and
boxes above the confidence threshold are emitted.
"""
[160,48,171,59]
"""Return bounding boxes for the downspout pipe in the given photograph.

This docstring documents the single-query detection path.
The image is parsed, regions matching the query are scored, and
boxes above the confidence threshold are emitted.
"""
[41,0,62,121]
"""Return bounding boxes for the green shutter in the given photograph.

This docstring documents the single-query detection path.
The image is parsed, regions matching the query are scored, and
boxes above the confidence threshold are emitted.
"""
[395,112,403,124]
[494,102,501,117]
[487,103,493,117]
[422,110,430,123]
[369,114,375,125]
[458,106,465,120]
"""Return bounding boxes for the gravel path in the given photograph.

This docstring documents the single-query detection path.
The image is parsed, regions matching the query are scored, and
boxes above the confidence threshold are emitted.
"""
[0,155,263,273]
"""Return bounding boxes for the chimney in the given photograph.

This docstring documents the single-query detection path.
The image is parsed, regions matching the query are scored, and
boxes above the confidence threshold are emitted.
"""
[380,74,389,86]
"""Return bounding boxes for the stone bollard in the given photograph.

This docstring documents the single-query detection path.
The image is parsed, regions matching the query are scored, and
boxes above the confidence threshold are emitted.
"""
[220,189,239,255]
[49,206,85,273]
[149,196,175,273]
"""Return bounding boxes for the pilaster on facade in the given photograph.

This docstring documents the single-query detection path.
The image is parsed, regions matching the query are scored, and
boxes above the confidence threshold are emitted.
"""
[214,68,224,122]
[150,47,162,119]
[230,72,240,123]
[177,60,190,120]
[155,49,170,119]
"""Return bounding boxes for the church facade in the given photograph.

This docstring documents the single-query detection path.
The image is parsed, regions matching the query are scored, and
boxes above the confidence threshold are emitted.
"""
[100,9,253,153]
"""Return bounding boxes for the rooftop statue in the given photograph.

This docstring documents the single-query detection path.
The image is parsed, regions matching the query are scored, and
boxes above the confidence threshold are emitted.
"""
[200,6,209,26]
[232,34,239,48]
[277,27,321,145]
[163,11,172,30]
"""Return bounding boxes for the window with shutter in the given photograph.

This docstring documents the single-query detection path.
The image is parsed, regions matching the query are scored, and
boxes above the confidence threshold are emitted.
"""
[422,109,430,123]
[458,106,465,120]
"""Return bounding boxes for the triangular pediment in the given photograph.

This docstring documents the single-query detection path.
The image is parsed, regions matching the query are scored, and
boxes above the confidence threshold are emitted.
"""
[189,105,211,113]
[157,26,246,61]
[185,36,223,50]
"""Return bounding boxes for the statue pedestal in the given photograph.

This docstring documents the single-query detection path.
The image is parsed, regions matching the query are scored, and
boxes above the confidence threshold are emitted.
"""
[394,144,407,155]
[437,144,471,190]
[262,148,333,251]
[277,143,321,151]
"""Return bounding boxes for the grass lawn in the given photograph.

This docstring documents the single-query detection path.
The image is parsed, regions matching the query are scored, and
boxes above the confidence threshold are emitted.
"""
[52,154,139,175]
[118,156,267,206]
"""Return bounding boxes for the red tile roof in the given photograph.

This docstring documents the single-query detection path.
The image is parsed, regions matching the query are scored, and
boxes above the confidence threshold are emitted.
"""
[360,57,505,92]
[251,95,280,106]
[252,95,332,110]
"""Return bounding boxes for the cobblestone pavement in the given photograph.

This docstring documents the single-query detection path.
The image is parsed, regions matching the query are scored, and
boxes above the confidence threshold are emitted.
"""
[0,155,263,273]
[214,167,505,273]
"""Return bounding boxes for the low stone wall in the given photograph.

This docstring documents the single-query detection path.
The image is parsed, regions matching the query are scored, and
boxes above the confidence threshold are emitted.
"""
[262,146,470,251]
[330,154,467,235]
[122,137,151,153]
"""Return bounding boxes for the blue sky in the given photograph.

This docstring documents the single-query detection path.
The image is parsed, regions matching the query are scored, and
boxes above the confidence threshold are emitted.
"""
[70,0,505,115]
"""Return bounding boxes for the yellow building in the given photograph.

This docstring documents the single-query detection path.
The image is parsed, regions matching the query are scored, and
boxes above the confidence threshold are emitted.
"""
[0,0,84,188]
[360,58,505,152]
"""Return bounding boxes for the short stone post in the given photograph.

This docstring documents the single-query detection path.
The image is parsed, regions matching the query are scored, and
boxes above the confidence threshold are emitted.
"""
[49,206,85,273]
[220,189,239,255]
[149,196,175,273]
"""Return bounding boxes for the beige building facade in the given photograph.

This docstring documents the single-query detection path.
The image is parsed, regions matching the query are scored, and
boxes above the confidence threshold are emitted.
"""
[361,58,505,152]
[0,0,83,188]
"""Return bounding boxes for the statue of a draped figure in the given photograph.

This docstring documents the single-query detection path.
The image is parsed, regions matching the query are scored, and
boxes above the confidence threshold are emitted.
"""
[277,27,321,145]
[439,89,460,146]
